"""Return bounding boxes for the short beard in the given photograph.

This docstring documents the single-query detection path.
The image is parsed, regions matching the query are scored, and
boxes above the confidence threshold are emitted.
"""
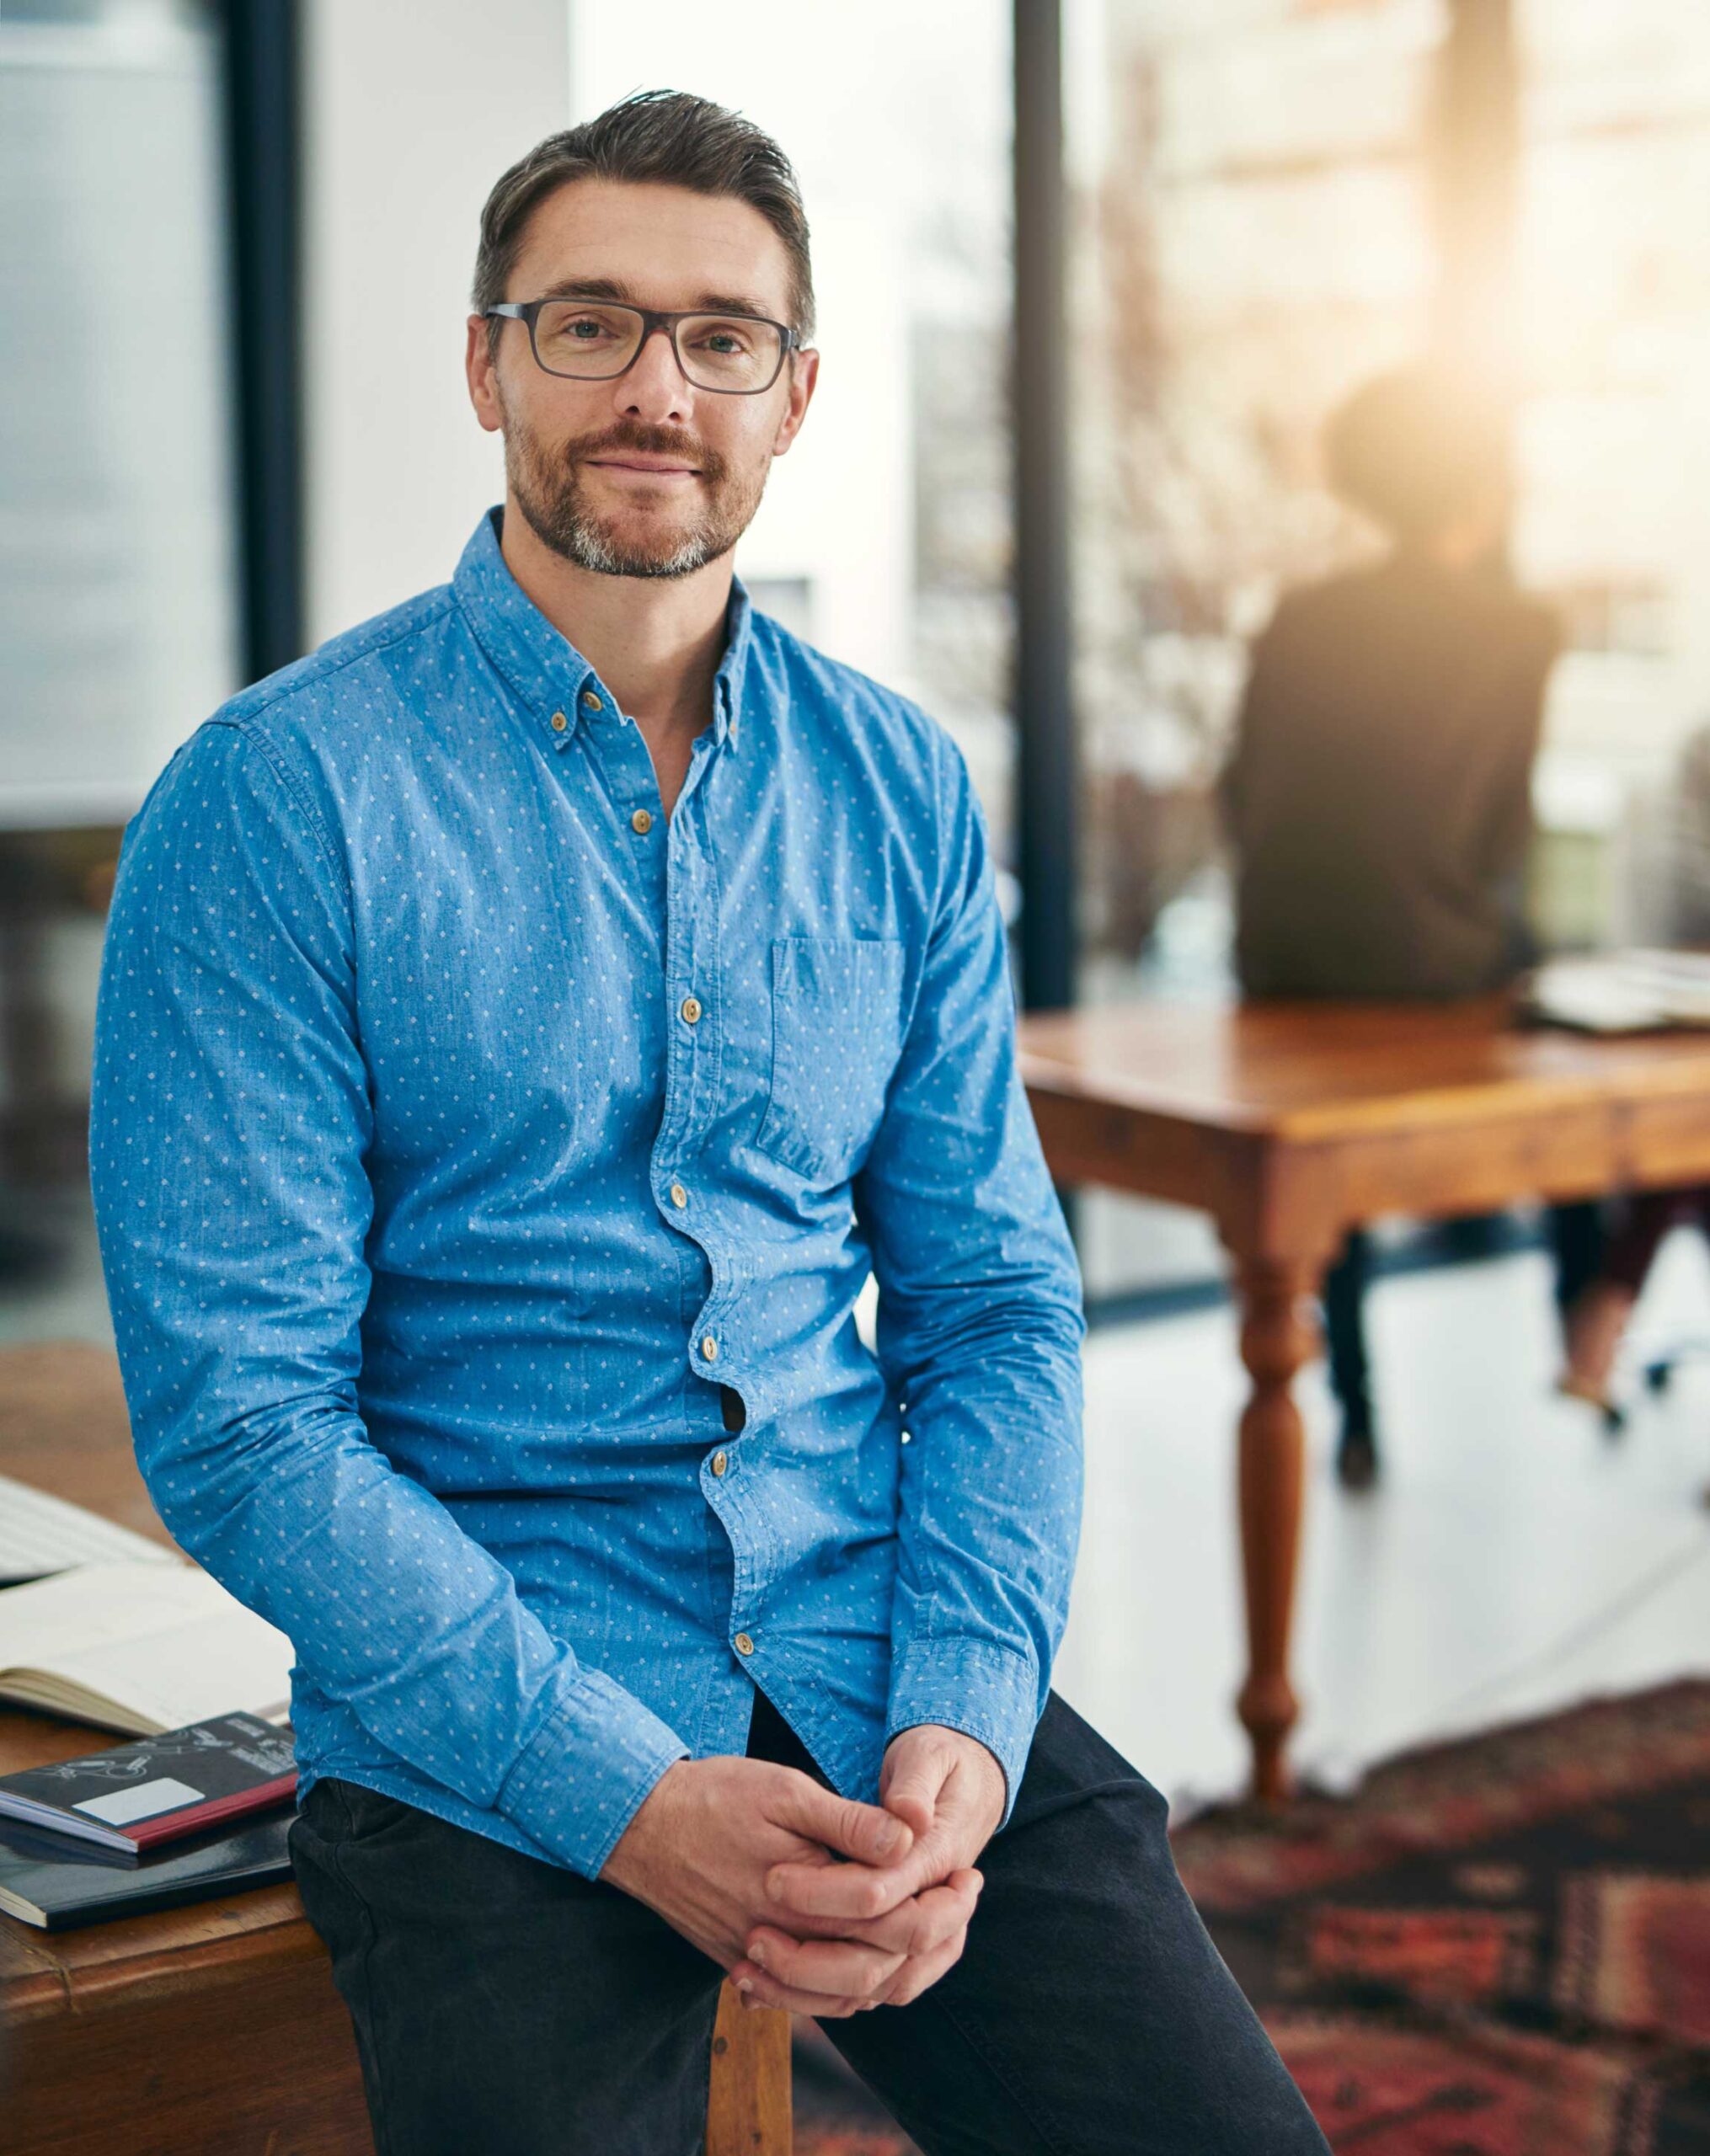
[501,404,768,581]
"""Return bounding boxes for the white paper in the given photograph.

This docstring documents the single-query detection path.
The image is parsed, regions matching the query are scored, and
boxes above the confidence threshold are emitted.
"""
[74,1776,206,1827]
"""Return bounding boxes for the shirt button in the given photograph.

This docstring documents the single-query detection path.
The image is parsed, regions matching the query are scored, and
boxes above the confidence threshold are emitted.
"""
[581,689,603,711]
[631,808,654,835]
[670,1182,687,1208]
[700,1333,718,1361]
[711,1450,729,1477]
[734,1632,756,1657]
[681,995,703,1024]
[549,710,568,733]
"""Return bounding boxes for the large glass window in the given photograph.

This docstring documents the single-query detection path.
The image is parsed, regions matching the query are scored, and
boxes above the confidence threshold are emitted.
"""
[1066,0,1448,1298]
[0,0,238,1262]
[1067,0,1445,1008]
[1510,0,1710,947]
[1062,3,1710,1299]
[1,0,239,827]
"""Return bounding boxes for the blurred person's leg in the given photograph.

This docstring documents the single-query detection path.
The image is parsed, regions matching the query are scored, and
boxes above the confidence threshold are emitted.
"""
[790,1688,1330,2156]
[1322,1227,1376,1486]
[1435,1208,1510,1261]
[1558,1189,1697,1412]
[1547,1198,1607,1333]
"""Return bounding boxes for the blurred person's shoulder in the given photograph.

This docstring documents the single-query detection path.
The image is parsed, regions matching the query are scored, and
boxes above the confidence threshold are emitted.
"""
[1265,557,1558,658]
[1249,562,1391,648]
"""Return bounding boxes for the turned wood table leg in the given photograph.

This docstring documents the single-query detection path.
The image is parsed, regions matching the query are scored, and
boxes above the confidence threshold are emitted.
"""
[1227,1251,1323,1804]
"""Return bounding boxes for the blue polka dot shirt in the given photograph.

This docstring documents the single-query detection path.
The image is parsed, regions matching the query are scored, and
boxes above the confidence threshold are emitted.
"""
[88,505,1087,1881]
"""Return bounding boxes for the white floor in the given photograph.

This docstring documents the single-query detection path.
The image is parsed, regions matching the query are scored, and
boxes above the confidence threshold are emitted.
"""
[1057,1230,1710,1817]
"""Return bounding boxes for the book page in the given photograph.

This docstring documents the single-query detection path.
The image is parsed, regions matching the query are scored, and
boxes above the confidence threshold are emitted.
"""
[0,1562,294,1727]
[35,1612,295,1732]
[0,1473,180,1584]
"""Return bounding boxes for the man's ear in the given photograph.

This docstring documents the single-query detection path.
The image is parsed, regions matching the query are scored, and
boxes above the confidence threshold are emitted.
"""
[466,316,504,435]
[772,347,820,458]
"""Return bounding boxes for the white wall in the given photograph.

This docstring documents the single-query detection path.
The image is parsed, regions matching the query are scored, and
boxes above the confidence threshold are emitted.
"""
[302,0,571,645]
[568,3,932,691]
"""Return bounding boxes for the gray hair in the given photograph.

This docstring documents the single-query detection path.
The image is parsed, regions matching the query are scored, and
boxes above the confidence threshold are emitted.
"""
[472,89,815,353]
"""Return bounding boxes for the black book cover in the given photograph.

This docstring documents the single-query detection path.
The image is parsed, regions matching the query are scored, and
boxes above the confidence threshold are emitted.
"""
[0,1808,296,1929]
[0,1712,297,1859]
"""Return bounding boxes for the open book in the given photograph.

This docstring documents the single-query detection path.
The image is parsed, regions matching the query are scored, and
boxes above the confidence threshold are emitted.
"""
[1520,949,1710,1034]
[0,1561,295,1736]
[0,1470,184,1586]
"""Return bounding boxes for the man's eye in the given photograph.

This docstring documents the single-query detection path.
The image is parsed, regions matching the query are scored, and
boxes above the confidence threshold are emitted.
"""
[564,318,610,339]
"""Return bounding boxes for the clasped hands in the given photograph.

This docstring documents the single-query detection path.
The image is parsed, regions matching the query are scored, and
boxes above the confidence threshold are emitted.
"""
[600,1723,1006,2017]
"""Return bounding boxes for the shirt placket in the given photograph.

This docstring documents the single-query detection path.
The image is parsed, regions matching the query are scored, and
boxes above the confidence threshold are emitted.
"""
[651,739,767,1660]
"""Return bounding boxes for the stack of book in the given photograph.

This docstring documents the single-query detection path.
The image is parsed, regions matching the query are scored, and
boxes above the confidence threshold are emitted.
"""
[0,1714,299,1928]
[0,1486,303,1928]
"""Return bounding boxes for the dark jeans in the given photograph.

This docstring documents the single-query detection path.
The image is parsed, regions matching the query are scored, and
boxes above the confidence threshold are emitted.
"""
[289,1685,1328,2156]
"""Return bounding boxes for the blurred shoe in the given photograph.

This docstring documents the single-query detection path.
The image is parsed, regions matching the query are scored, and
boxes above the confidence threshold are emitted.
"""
[1336,1420,1378,1491]
[1556,1280,1637,1420]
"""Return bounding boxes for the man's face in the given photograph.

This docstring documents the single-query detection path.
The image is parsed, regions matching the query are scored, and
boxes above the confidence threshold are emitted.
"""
[467,178,817,580]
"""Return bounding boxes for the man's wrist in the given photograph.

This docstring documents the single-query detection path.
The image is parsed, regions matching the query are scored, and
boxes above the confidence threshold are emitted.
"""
[885,1636,1039,1833]
[494,1670,691,1880]
[886,1721,1008,1822]
[599,1755,692,1896]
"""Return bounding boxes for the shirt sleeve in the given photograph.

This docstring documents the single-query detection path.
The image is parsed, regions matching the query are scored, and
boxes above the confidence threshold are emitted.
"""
[853,726,1087,1831]
[87,718,688,1881]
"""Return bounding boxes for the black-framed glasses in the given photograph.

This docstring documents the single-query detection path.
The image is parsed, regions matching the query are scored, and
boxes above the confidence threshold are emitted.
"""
[484,296,800,394]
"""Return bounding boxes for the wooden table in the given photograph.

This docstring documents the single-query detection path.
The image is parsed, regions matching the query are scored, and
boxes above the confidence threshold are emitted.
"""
[0,1341,787,2154]
[1018,992,1710,1803]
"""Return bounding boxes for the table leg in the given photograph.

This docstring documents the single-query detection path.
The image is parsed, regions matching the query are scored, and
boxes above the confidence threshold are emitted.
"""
[1227,1252,1323,1803]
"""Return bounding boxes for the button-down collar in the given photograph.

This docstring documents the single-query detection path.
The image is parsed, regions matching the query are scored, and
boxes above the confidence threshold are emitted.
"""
[451,504,751,755]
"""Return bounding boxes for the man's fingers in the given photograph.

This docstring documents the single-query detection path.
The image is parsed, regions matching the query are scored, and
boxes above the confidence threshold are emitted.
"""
[769,1773,912,1868]
[744,1926,906,1999]
[731,1965,867,2019]
[766,1841,941,1921]
[877,1928,968,2009]
[826,1868,984,1960]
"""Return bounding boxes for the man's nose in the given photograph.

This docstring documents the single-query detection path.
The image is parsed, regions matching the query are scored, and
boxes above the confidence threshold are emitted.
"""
[614,325,692,425]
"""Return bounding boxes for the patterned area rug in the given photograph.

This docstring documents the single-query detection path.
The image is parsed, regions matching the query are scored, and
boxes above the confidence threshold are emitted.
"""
[794,1680,1710,2153]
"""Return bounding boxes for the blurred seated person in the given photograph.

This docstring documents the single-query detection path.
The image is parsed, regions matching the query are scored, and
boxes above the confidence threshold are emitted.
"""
[1219,363,1576,1487]
[1559,720,1710,1413]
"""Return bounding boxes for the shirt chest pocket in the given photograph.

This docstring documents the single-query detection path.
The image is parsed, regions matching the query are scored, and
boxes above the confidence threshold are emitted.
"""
[752,936,907,1185]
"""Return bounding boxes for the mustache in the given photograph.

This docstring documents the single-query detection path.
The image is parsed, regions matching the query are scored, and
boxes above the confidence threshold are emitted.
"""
[563,424,724,482]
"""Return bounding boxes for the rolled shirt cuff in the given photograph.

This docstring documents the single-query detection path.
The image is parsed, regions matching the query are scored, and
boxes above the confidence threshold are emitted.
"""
[494,1665,691,1881]
[884,1636,1042,1833]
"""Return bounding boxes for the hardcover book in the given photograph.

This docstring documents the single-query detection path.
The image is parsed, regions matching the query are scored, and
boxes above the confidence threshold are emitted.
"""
[0,1808,295,1929]
[0,1712,297,1860]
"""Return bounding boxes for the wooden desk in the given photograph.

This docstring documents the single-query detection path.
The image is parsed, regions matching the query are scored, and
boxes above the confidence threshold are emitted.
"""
[1018,993,1710,1803]
[0,1341,374,2154]
[0,1342,787,2154]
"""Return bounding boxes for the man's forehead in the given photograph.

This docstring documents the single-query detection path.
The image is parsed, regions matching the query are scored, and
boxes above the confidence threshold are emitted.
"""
[510,178,793,318]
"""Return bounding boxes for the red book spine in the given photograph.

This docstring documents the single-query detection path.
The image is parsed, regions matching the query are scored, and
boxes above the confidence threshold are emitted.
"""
[121,1770,299,1850]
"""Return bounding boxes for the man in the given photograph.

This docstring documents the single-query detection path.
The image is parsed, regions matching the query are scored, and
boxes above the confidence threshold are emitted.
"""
[91,90,1328,2154]
[1219,363,1578,1488]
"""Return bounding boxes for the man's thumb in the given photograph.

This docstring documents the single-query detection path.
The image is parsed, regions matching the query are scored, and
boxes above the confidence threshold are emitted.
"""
[880,1755,944,1841]
[775,1776,913,1865]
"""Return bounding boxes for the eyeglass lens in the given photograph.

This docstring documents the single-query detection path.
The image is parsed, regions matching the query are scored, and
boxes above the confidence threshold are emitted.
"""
[532,301,783,390]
